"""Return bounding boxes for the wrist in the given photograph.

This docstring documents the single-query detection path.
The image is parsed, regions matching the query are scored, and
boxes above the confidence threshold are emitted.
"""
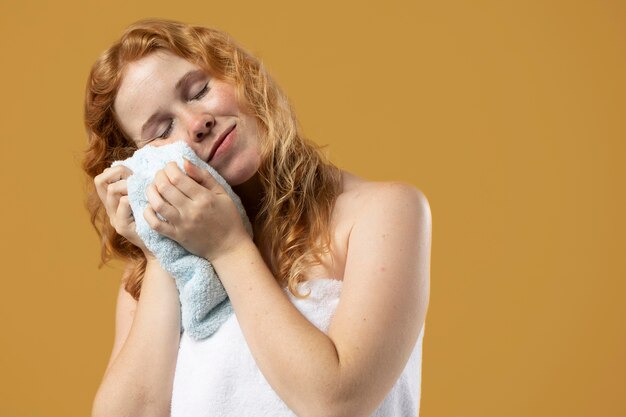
[209,234,255,266]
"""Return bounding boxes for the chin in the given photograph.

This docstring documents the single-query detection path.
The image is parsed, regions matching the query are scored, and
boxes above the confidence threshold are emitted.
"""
[221,160,260,187]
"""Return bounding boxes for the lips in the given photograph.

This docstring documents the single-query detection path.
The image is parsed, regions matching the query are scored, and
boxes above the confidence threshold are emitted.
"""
[208,124,236,162]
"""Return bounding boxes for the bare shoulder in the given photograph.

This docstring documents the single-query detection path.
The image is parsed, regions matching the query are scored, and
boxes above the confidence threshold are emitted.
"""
[301,170,430,282]
[338,170,431,231]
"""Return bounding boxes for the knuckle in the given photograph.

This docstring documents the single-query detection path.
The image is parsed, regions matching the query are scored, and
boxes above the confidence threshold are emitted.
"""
[144,184,153,198]
[197,193,210,206]
[154,177,166,190]
[151,220,162,232]
[169,170,183,186]
[105,184,117,196]
[190,214,202,225]
[94,175,105,188]
[144,216,154,230]
[144,208,156,226]
[152,200,165,211]
[154,169,165,180]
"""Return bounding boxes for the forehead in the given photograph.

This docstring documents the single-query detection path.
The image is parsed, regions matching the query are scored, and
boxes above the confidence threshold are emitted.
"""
[113,50,202,139]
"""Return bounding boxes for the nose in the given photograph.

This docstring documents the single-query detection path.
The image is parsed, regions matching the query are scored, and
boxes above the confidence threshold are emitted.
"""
[185,110,215,143]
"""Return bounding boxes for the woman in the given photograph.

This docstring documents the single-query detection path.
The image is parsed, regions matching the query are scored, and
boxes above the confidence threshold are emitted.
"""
[83,18,431,417]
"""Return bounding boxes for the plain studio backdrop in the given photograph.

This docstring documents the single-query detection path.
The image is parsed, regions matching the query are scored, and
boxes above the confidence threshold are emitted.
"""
[0,1,624,416]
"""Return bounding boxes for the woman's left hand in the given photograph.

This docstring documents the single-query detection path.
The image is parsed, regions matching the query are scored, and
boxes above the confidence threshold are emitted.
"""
[144,158,250,262]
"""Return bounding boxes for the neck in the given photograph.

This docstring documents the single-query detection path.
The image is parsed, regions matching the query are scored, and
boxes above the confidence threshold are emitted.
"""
[231,171,264,229]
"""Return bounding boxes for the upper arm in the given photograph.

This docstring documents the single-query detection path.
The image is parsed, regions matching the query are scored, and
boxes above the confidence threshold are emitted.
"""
[104,267,138,375]
[327,182,432,416]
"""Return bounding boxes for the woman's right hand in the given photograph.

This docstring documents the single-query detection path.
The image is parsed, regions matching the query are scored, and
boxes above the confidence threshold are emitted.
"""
[94,165,155,260]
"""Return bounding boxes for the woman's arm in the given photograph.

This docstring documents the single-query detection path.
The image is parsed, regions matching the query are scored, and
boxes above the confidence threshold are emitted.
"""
[91,260,181,417]
[103,274,137,376]
[211,182,432,417]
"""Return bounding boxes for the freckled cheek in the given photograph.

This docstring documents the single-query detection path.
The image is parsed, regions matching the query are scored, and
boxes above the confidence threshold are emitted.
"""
[208,100,237,115]
[214,87,240,112]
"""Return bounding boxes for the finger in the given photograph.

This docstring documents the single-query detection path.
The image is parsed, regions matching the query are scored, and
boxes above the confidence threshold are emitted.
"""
[153,168,191,208]
[184,158,221,191]
[95,166,133,203]
[119,197,145,248]
[117,195,134,224]
[146,182,180,222]
[144,204,175,237]
[114,195,135,234]
[107,179,128,196]
[99,165,133,186]
[102,180,126,224]
[162,160,211,200]
[163,161,198,199]
[104,179,128,221]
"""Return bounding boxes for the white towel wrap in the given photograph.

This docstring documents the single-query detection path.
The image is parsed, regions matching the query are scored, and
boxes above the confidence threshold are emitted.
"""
[171,277,425,416]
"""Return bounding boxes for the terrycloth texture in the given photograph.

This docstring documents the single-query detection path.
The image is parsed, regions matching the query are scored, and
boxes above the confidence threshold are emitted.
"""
[111,141,253,340]
[171,278,425,417]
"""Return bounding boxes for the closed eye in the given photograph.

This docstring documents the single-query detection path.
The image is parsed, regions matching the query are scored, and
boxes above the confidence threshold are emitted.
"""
[156,120,174,140]
[190,82,209,101]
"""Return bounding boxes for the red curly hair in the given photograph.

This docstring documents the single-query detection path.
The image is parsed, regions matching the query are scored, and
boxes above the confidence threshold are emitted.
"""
[82,18,342,300]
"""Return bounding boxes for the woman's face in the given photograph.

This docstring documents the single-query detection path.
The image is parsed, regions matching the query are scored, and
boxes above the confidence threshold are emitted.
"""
[113,49,262,186]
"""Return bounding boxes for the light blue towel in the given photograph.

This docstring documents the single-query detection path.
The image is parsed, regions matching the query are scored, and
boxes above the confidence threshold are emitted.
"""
[111,141,253,340]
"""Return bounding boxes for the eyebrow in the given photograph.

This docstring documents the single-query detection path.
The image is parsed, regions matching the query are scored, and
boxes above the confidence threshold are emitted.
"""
[139,69,207,139]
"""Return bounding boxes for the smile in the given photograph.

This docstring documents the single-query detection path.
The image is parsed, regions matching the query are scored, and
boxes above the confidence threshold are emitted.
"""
[209,125,237,162]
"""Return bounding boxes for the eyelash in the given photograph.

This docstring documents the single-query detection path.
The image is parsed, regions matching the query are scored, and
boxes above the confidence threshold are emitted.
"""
[155,82,210,140]
[194,82,210,100]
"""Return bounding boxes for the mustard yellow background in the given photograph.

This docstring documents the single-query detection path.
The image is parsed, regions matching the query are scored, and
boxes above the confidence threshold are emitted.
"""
[1,0,624,416]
